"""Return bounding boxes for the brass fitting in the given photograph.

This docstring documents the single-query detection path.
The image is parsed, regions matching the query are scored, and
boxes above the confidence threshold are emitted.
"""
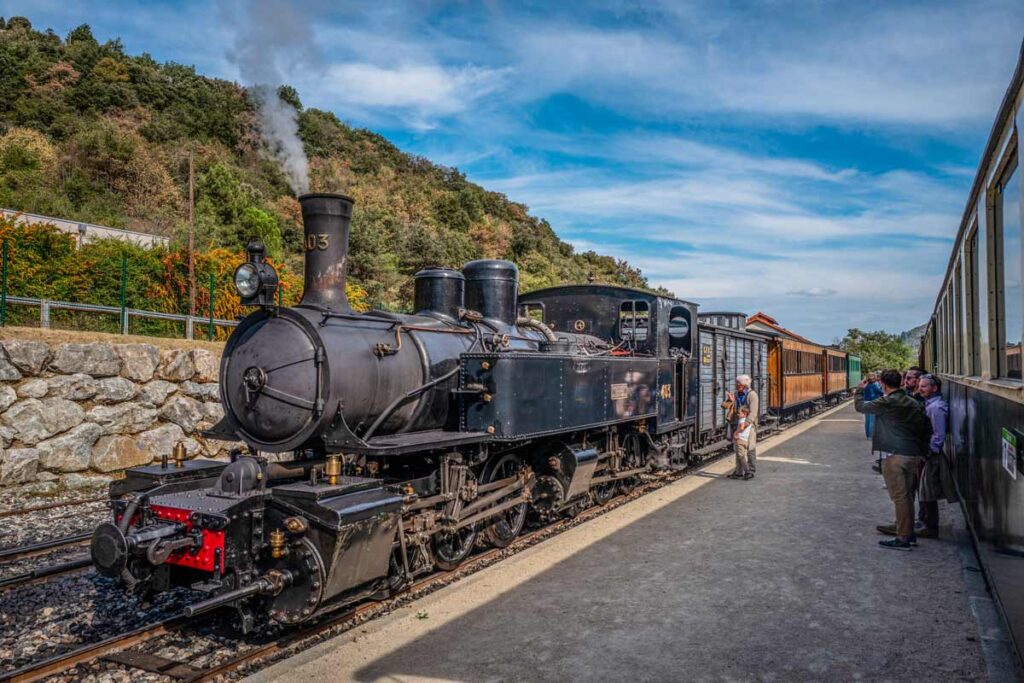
[325,454,342,486]
[269,528,287,559]
[481,361,491,370]
[284,516,308,535]
[172,442,186,468]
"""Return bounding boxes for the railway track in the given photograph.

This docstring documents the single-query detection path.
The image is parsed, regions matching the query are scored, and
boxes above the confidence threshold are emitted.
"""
[0,532,96,592]
[0,532,92,563]
[0,405,846,683]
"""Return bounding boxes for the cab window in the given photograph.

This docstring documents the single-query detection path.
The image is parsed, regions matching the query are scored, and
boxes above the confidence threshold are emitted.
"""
[619,300,650,342]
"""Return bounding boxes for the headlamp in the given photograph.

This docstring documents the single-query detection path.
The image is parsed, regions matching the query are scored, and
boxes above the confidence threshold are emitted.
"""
[234,240,279,306]
[234,263,260,298]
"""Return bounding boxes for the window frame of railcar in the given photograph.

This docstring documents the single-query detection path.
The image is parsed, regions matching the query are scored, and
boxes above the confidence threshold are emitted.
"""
[950,259,958,374]
[938,299,946,373]
[939,298,946,373]
[964,223,981,375]
[947,281,956,373]
[992,144,1022,381]
[949,288,956,372]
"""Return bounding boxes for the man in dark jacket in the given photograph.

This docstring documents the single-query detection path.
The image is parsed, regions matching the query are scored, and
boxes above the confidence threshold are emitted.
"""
[855,369,932,550]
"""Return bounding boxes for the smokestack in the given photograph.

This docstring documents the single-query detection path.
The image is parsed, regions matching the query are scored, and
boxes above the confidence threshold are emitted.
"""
[298,193,355,312]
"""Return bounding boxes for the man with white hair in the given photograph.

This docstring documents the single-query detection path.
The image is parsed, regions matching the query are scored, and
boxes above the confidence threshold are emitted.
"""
[724,374,760,475]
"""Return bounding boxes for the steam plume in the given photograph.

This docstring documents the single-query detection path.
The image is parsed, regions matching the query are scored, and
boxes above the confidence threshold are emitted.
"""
[251,85,310,195]
[222,0,321,195]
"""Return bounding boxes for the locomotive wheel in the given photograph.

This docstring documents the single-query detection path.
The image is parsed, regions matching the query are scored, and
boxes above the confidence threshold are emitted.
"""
[592,476,616,505]
[432,525,477,571]
[482,454,527,548]
[530,475,566,523]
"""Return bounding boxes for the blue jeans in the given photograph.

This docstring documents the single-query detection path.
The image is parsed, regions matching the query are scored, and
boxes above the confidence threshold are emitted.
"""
[865,414,875,439]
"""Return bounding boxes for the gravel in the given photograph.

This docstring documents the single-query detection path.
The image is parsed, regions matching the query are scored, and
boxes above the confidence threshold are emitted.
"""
[0,499,107,552]
[0,481,106,515]
[0,571,195,673]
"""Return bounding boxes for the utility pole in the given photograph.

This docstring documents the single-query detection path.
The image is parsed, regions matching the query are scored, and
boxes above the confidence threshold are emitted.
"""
[188,151,196,318]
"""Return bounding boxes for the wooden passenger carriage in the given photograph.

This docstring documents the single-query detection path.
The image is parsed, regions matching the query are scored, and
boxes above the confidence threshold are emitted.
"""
[920,40,1024,662]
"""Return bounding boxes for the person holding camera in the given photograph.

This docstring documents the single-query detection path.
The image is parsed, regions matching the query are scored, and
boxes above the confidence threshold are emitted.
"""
[854,369,932,550]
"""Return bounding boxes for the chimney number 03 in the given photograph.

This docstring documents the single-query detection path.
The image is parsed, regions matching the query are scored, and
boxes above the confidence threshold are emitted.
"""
[305,234,330,251]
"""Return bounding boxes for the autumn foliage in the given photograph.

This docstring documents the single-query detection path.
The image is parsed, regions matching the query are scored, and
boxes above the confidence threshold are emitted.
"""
[0,217,368,338]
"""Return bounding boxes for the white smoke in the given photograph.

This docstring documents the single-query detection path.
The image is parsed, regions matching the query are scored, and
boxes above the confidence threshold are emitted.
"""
[222,0,321,195]
[251,85,310,195]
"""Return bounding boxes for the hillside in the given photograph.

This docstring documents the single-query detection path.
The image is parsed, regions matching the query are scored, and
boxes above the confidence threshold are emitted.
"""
[899,323,927,352]
[0,17,658,309]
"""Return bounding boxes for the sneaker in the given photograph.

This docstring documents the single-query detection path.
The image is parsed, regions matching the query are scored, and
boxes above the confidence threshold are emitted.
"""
[871,463,881,474]
[743,473,754,480]
[914,520,926,532]
[916,527,938,539]
[727,472,743,479]
[879,538,913,551]
[876,524,897,536]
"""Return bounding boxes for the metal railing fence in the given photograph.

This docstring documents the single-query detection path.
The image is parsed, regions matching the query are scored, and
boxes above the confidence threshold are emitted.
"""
[0,239,238,341]
[0,295,238,340]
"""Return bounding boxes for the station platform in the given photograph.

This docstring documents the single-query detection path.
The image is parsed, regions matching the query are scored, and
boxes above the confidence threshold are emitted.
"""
[246,404,1019,682]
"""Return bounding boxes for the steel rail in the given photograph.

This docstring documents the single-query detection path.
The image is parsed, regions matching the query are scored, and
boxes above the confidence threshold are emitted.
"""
[0,532,92,563]
[0,555,92,591]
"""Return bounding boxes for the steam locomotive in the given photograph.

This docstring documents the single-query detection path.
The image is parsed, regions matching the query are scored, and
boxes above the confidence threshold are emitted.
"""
[88,193,799,631]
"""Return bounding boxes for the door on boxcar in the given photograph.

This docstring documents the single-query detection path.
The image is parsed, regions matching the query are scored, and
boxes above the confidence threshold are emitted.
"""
[755,340,769,419]
[716,331,729,428]
[768,340,782,410]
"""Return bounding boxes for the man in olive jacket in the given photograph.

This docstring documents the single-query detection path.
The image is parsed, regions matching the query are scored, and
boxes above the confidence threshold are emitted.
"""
[854,369,932,550]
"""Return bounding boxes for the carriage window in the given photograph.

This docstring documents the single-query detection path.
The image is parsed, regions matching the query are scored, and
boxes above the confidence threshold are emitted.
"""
[619,300,650,342]
[998,161,1021,380]
[955,259,964,374]
[966,226,981,374]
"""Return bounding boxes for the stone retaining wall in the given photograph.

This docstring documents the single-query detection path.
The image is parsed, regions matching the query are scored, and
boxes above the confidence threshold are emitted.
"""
[0,339,237,494]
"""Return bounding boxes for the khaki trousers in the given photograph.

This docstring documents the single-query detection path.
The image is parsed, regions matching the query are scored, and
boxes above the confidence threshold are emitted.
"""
[734,441,750,475]
[746,429,757,472]
[881,455,923,538]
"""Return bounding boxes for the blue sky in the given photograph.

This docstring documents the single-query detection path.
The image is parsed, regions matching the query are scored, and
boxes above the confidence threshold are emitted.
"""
[6,0,1024,342]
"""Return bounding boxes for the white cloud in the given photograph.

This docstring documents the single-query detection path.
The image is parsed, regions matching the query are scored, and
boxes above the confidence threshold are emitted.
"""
[321,62,509,128]
[496,1,1024,126]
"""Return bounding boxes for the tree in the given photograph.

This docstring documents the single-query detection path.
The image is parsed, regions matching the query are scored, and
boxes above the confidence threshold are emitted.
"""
[277,85,302,111]
[839,328,915,373]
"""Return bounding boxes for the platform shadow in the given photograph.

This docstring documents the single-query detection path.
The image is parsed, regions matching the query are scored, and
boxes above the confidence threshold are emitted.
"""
[337,408,984,682]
